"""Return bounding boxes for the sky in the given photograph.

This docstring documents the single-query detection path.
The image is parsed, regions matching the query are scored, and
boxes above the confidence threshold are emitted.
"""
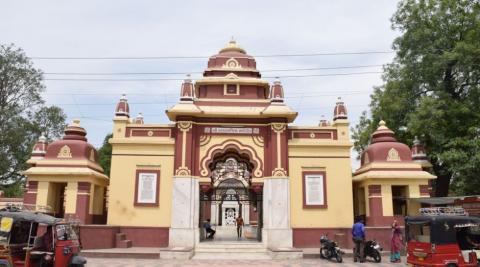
[1,0,400,169]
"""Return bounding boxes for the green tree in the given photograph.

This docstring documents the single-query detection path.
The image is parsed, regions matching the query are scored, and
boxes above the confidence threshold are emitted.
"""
[352,0,480,196]
[0,44,67,195]
[98,133,113,176]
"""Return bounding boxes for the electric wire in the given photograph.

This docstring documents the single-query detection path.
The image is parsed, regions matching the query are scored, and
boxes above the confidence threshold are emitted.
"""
[32,51,394,60]
[42,64,384,75]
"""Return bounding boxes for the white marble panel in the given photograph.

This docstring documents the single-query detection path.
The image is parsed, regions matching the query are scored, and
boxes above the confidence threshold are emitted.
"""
[262,177,293,248]
[169,176,199,247]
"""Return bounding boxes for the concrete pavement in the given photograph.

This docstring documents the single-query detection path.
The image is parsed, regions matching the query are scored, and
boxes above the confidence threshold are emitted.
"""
[85,258,405,266]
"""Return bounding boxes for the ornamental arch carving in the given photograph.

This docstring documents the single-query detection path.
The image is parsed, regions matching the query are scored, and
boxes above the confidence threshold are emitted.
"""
[200,140,263,178]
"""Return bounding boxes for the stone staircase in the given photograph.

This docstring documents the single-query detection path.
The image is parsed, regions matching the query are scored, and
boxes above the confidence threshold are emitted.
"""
[115,233,132,248]
[193,242,271,259]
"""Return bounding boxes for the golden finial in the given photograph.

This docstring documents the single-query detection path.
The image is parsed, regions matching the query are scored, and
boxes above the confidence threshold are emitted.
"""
[219,38,246,54]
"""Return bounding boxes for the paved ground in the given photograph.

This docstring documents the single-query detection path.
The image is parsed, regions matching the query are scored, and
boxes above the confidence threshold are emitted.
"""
[85,258,405,266]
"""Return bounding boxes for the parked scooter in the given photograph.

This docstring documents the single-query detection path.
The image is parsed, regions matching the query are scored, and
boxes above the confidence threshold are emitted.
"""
[320,235,345,263]
[364,240,382,262]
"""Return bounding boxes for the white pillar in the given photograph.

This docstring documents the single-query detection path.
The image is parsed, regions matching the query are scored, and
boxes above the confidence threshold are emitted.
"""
[169,176,199,248]
[244,203,250,224]
[263,177,292,248]
[210,202,217,225]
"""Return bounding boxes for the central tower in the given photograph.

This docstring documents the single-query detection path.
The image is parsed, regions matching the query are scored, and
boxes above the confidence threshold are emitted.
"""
[166,40,297,250]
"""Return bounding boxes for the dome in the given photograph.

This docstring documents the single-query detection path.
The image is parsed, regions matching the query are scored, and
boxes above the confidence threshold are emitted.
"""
[204,39,260,78]
[44,119,99,163]
[360,120,412,166]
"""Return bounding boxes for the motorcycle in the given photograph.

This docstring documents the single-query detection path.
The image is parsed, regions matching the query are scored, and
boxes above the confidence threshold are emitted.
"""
[364,240,382,262]
[320,235,345,263]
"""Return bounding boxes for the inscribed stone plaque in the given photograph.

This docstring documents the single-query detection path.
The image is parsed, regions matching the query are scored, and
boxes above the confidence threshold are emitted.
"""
[138,173,157,203]
[306,175,324,205]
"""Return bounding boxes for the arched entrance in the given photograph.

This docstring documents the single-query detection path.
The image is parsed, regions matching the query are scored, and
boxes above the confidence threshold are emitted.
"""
[199,154,263,242]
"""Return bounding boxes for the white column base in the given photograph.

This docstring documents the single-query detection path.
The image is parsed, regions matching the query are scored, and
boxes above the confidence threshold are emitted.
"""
[263,177,293,248]
[169,176,199,248]
[262,228,293,248]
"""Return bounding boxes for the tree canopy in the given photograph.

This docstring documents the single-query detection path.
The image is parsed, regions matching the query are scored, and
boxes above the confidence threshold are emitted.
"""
[98,133,113,177]
[352,0,480,196]
[0,44,67,196]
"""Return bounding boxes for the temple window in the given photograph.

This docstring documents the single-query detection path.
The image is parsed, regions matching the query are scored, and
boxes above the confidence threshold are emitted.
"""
[392,185,408,215]
[134,170,160,207]
[302,171,327,208]
[224,84,239,95]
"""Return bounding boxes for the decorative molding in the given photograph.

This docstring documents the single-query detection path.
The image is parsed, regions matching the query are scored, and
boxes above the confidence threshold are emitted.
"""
[177,121,193,132]
[57,145,72,158]
[200,139,263,178]
[251,135,264,148]
[147,130,154,136]
[387,148,401,161]
[222,58,242,69]
[199,135,211,147]
[175,167,191,176]
[272,167,287,177]
[271,123,286,133]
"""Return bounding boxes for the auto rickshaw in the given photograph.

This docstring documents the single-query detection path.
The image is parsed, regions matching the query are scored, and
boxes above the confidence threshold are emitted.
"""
[406,207,480,267]
[0,207,86,267]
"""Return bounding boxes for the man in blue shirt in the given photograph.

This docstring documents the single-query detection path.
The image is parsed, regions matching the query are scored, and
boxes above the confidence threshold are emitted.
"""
[203,219,216,239]
[352,218,366,262]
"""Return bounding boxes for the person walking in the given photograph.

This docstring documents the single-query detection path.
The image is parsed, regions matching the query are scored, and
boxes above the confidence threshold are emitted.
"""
[235,215,244,239]
[352,218,366,263]
[390,221,403,263]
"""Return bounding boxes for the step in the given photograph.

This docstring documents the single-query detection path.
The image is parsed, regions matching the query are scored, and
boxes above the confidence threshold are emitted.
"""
[115,233,127,242]
[196,243,265,249]
[117,239,132,248]
[192,251,271,260]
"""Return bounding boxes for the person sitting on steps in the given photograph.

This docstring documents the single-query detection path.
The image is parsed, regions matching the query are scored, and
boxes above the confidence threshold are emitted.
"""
[203,219,215,239]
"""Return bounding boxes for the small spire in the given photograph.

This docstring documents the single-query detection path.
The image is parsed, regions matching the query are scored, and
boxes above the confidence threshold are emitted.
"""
[269,77,284,103]
[274,77,281,85]
[134,112,144,124]
[180,75,194,101]
[115,94,130,117]
[39,133,47,142]
[333,97,348,121]
[413,136,420,145]
[319,115,329,127]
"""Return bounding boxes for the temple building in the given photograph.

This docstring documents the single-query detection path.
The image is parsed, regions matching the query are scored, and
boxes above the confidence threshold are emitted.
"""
[23,120,108,224]
[22,41,435,256]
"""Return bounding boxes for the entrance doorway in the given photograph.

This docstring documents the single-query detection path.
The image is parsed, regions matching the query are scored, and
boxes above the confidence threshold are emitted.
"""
[199,155,263,242]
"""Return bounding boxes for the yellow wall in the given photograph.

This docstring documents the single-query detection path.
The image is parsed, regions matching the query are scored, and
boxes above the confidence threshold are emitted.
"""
[107,142,174,227]
[289,148,354,228]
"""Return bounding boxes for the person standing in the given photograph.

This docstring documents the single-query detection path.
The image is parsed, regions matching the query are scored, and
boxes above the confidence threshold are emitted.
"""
[235,215,244,239]
[390,221,403,263]
[352,218,366,263]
